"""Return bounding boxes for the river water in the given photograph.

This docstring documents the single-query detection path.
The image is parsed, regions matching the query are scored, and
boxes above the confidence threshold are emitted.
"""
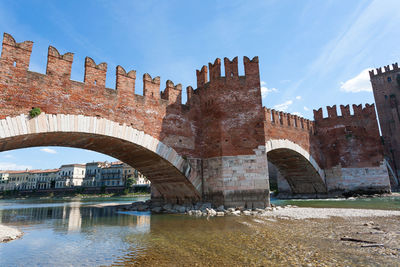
[0,196,400,266]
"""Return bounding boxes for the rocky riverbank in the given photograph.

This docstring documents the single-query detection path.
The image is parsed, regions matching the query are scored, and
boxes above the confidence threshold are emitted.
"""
[118,199,400,219]
[0,224,23,243]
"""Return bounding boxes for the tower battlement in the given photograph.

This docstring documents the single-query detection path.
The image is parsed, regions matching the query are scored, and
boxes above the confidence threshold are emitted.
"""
[313,104,376,121]
[369,63,399,78]
[195,56,259,88]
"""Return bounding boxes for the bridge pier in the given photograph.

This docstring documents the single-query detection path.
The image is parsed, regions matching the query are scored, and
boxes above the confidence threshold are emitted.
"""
[202,146,270,209]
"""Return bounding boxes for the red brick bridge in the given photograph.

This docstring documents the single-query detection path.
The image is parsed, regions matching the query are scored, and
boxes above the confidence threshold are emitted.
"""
[0,33,391,208]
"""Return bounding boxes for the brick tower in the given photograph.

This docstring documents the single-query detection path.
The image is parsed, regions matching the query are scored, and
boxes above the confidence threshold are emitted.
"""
[370,64,400,186]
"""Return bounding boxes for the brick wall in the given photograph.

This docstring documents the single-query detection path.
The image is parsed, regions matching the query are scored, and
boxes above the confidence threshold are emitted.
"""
[370,64,400,185]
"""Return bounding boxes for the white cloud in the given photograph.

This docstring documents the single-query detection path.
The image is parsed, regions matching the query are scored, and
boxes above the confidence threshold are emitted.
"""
[304,106,310,111]
[40,148,57,154]
[340,68,372,93]
[295,96,302,100]
[3,154,14,159]
[0,162,32,170]
[274,100,293,112]
[260,81,278,98]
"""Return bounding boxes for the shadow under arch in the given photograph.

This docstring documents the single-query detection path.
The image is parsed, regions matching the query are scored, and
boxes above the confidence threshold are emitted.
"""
[266,139,327,195]
[0,113,200,202]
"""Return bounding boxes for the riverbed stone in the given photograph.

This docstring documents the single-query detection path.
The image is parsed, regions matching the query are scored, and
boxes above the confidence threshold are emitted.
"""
[217,205,225,212]
[201,203,212,210]
[232,210,241,216]
[137,204,149,211]
[163,203,172,211]
[151,207,162,213]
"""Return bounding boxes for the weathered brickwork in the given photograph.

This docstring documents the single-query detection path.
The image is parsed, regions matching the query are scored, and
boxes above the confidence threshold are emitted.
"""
[202,146,269,209]
[370,64,400,186]
[312,104,391,194]
[0,32,391,206]
[313,104,383,169]
[324,162,390,193]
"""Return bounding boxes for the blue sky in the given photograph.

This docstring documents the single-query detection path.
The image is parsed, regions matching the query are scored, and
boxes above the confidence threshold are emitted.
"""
[0,0,399,170]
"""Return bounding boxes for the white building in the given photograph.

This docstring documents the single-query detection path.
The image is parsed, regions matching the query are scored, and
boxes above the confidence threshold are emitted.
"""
[7,170,30,190]
[0,161,150,192]
[0,171,9,191]
[56,164,86,188]
[101,162,124,187]
[35,169,59,189]
[83,162,105,187]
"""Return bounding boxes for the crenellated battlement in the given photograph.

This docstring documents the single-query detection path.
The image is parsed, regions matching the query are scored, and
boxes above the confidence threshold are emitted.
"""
[195,56,259,89]
[46,46,74,79]
[143,73,160,99]
[1,33,33,70]
[369,63,399,78]
[263,107,314,132]
[313,103,376,121]
[224,56,239,78]
[208,58,221,82]
[0,33,198,107]
[84,57,107,87]
[161,80,182,105]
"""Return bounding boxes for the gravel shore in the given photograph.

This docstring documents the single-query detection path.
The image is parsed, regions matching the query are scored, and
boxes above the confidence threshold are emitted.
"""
[260,207,400,220]
[0,224,23,243]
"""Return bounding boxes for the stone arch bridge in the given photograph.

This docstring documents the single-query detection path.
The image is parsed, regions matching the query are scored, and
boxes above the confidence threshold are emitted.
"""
[0,33,390,208]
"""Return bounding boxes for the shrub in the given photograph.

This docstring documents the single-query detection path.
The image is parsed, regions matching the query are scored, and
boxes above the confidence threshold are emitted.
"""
[29,107,41,118]
[100,185,106,194]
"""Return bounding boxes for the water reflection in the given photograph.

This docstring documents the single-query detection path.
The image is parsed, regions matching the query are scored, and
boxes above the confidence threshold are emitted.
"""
[0,201,151,233]
[0,199,151,266]
[67,204,82,231]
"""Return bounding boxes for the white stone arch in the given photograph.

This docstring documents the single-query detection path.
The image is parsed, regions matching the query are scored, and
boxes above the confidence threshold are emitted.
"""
[265,139,325,183]
[0,113,201,198]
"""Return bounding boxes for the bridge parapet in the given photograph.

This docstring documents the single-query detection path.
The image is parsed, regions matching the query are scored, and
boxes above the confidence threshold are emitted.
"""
[263,107,314,133]
[0,33,190,107]
[0,33,198,158]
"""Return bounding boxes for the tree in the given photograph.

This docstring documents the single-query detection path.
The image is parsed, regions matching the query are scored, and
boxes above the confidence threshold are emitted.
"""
[125,175,137,188]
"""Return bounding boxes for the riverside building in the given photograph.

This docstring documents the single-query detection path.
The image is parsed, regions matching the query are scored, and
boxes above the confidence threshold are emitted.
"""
[0,161,149,191]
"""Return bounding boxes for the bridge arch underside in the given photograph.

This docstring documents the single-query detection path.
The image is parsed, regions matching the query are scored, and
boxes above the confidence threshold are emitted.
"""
[267,148,327,195]
[0,132,199,202]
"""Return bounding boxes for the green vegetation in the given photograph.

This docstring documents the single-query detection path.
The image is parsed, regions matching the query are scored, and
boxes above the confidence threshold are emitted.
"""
[269,180,278,193]
[29,107,41,118]
[126,176,137,188]
[100,185,106,194]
